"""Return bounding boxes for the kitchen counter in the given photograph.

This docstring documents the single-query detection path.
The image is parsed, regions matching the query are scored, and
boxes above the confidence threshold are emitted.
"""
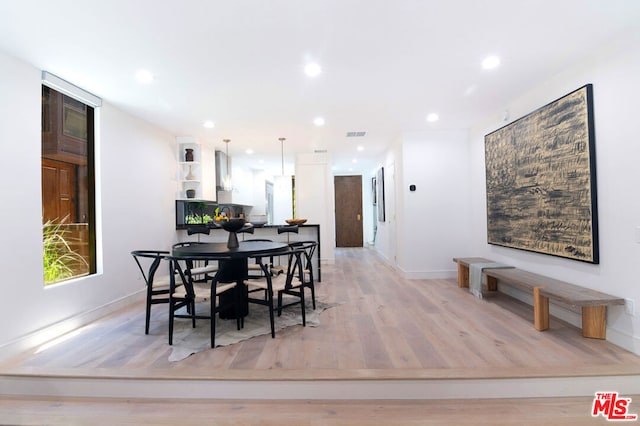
[177,223,321,281]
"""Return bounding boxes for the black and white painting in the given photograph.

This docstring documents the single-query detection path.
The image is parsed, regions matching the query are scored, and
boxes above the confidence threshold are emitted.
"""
[484,84,599,263]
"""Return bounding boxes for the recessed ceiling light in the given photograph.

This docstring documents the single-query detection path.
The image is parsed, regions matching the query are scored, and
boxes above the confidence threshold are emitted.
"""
[357,146,364,152]
[304,63,322,77]
[245,149,254,155]
[427,113,439,122]
[482,56,500,70]
[135,69,154,83]
[203,120,215,128]
[313,117,325,126]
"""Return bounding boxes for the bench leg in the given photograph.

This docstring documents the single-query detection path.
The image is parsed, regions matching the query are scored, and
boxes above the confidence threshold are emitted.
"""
[486,275,498,292]
[457,261,469,288]
[533,287,549,331]
[582,306,607,339]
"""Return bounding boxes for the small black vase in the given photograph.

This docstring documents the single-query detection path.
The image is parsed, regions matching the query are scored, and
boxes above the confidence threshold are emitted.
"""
[185,148,194,162]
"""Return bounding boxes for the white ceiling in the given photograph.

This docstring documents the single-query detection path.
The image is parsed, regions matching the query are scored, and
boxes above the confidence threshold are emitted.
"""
[1,0,639,175]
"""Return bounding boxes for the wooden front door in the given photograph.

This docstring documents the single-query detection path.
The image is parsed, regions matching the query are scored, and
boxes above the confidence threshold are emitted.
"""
[42,158,77,223]
[334,175,363,247]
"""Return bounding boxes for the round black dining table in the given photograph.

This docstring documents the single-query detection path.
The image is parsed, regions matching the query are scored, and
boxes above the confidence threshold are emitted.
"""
[171,240,289,318]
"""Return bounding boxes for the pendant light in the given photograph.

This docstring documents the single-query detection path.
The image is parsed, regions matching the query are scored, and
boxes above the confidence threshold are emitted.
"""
[279,137,286,175]
[223,139,232,191]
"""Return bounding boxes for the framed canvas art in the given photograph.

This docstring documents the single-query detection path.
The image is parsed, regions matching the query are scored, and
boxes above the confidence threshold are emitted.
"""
[484,84,599,263]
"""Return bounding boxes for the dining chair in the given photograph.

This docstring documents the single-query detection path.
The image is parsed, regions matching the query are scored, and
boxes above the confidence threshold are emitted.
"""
[236,228,273,280]
[236,225,254,238]
[172,241,218,281]
[168,255,241,348]
[288,241,318,309]
[186,225,210,241]
[277,225,298,242]
[272,225,299,274]
[131,250,176,335]
[240,235,275,299]
[245,246,307,338]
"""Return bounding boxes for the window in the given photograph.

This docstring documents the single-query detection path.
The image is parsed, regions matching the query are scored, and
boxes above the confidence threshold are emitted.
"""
[41,74,99,286]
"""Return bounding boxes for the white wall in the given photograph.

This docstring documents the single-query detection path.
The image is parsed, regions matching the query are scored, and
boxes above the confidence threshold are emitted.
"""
[468,26,640,353]
[374,144,400,266]
[0,50,176,349]
[397,129,471,279]
[296,152,335,264]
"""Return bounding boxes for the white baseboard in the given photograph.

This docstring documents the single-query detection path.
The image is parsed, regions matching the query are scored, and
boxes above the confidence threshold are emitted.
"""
[0,290,143,362]
[607,327,640,356]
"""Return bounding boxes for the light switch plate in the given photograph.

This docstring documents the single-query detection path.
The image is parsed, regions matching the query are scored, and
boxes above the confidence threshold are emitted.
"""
[625,298,635,316]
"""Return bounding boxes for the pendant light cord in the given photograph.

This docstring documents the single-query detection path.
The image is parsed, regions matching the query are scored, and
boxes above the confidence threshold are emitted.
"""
[279,137,285,175]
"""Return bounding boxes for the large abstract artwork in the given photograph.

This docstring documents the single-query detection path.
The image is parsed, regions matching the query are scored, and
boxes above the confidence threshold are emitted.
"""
[484,84,599,263]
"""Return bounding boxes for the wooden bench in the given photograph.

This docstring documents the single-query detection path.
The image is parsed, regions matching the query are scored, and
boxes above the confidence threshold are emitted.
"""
[452,257,625,339]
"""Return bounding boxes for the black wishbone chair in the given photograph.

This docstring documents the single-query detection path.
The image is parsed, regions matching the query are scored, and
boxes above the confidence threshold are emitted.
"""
[174,226,218,281]
[172,241,218,282]
[245,246,307,338]
[168,254,241,348]
[131,250,178,335]
[271,225,299,275]
[287,240,318,309]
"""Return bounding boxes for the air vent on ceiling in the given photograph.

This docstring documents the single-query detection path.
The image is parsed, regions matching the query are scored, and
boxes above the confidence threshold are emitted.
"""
[346,131,367,137]
[314,149,328,153]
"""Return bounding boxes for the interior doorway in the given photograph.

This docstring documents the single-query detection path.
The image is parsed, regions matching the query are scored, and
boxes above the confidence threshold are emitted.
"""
[334,175,363,247]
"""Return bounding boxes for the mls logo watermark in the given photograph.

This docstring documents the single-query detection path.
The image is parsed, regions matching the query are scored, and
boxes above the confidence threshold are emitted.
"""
[592,392,638,421]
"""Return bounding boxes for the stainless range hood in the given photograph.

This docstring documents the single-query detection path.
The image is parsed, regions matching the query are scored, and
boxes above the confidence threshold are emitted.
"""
[215,150,238,204]
[215,150,230,191]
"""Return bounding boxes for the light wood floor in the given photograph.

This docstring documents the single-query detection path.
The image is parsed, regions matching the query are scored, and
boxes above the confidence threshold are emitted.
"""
[0,395,630,425]
[1,247,639,423]
[5,248,640,375]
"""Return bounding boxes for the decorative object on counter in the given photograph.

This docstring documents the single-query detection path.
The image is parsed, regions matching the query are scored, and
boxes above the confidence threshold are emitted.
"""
[184,148,194,162]
[222,139,232,191]
[185,165,195,180]
[186,189,196,198]
[214,206,229,223]
[185,212,212,224]
[220,218,246,248]
[250,214,268,227]
[285,218,307,225]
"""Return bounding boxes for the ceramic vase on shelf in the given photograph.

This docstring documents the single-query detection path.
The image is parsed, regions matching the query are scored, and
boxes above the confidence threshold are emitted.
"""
[185,165,195,180]
[186,189,196,199]
[185,148,194,162]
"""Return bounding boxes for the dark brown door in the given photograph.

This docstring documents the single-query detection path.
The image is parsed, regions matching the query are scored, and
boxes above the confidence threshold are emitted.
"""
[42,158,77,223]
[334,175,363,247]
